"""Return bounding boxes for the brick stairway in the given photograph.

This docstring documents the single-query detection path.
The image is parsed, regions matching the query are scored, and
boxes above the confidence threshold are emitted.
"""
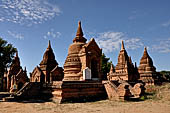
[2,82,42,101]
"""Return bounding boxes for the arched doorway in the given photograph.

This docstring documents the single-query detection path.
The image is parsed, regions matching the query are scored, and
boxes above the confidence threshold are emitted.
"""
[18,82,24,90]
[91,59,99,79]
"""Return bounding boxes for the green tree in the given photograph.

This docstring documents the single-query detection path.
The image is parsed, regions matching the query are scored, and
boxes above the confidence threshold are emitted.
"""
[159,71,170,82]
[0,38,17,89]
[101,53,112,80]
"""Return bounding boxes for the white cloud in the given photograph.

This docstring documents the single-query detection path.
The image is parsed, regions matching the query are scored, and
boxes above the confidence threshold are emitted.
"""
[8,31,24,40]
[162,20,170,27]
[128,11,146,21]
[128,11,137,20]
[95,31,143,53]
[125,38,143,50]
[0,0,61,26]
[96,32,123,53]
[0,18,4,22]
[44,29,61,39]
[151,38,170,53]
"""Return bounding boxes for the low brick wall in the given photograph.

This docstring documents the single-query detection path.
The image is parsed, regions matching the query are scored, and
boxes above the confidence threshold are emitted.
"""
[50,81,107,103]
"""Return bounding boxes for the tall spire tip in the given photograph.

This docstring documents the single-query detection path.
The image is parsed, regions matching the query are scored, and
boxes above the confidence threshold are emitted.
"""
[121,40,125,50]
[48,40,51,49]
[144,46,147,51]
[76,21,83,37]
[78,21,81,26]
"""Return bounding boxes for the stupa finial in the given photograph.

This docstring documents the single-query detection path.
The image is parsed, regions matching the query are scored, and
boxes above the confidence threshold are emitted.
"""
[121,40,125,50]
[76,21,84,37]
[47,40,51,49]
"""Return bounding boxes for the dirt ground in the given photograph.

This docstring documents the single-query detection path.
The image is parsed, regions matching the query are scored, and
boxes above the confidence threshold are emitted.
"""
[0,83,170,113]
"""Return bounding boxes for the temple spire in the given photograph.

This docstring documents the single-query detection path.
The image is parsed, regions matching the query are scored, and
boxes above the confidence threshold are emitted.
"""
[143,46,149,57]
[73,21,87,43]
[144,46,147,52]
[40,40,58,66]
[24,66,27,72]
[135,62,137,68]
[76,21,84,37]
[47,40,51,49]
[11,50,21,69]
[129,56,132,64]
[139,46,154,67]
[121,40,125,50]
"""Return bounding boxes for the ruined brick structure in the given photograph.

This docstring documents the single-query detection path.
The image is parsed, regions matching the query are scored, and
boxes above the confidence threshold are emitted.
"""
[30,41,64,83]
[107,41,157,86]
[3,52,29,92]
[108,41,139,82]
[104,41,158,100]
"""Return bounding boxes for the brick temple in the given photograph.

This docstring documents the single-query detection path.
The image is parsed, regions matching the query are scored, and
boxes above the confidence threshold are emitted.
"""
[107,41,157,85]
[1,21,160,102]
[107,41,139,82]
[3,52,29,93]
[30,40,64,83]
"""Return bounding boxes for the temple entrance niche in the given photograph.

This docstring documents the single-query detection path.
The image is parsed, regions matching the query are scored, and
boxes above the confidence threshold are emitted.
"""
[18,82,24,90]
[91,58,99,79]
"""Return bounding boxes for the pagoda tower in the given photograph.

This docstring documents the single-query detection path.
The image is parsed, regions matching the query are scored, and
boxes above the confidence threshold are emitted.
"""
[30,41,63,83]
[63,21,102,81]
[138,47,156,85]
[108,41,138,81]
[39,40,58,83]
[4,51,28,92]
[6,51,22,91]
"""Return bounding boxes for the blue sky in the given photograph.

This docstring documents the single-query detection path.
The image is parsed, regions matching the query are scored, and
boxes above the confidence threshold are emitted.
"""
[0,0,170,74]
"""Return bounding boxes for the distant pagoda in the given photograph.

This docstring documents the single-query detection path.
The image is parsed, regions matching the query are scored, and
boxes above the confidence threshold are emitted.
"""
[108,41,139,81]
[138,47,156,85]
